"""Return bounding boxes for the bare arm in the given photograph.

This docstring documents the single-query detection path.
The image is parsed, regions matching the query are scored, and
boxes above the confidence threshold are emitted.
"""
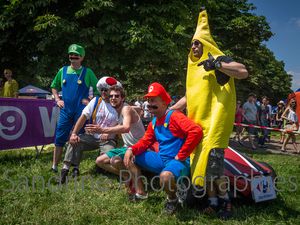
[170,96,187,111]
[218,61,248,80]
[85,106,133,134]
[280,107,290,120]
[69,114,88,146]
[52,88,64,108]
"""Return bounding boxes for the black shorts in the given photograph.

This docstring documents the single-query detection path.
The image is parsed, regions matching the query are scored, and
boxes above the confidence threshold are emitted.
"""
[206,148,224,181]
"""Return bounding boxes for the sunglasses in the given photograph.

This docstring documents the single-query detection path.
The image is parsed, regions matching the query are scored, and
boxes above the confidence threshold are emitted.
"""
[100,89,108,92]
[109,94,120,99]
[191,40,201,47]
[148,105,158,109]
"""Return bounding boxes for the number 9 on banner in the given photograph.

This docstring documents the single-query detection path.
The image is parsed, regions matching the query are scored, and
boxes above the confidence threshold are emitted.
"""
[0,106,26,140]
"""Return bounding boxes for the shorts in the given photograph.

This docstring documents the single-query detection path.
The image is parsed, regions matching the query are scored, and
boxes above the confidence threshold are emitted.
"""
[106,147,127,159]
[206,148,224,181]
[135,151,190,180]
[243,119,256,135]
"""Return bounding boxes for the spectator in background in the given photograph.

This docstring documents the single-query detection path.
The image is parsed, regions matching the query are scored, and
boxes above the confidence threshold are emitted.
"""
[257,96,270,148]
[3,69,19,98]
[234,100,244,142]
[0,78,4,97]
[133,97,144,117]
[134,97,143,109]
[281,97,299,153]
[276,100,285,144]
[241,93,258,150]
[50,44,99,173]
[142,99,152,126]
[266,98,273,142]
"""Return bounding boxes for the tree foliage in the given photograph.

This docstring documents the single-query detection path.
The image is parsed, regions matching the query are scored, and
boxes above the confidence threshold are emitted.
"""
[0,0,292,102]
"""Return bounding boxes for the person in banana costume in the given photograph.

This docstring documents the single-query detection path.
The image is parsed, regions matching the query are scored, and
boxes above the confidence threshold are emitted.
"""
[171,9,248,219]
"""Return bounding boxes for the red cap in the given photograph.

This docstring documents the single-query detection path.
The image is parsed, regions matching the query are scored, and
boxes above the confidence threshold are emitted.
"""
[144,82,172,105]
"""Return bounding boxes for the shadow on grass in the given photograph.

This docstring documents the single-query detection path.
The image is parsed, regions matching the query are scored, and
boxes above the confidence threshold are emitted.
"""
[173,193,300,222]
[232,194,300,221]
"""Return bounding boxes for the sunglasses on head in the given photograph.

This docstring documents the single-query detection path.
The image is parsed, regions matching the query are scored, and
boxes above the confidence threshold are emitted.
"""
[109,94,120,99]
[100,89,108,92]
[191,40,201,47]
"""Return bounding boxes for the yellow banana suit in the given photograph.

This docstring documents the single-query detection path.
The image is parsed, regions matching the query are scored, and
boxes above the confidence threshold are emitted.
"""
[187,10,236,187]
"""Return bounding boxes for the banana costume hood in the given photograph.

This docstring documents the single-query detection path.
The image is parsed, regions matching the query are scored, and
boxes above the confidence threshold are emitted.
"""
[187,10,236,186]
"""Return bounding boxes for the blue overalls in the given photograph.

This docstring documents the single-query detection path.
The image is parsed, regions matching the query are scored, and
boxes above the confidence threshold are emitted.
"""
[55,66,89,146]
[135,110,190,179]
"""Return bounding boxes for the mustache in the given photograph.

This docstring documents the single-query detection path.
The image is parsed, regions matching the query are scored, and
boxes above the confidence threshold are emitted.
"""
[148,105,158,109]
[69,56,80,60]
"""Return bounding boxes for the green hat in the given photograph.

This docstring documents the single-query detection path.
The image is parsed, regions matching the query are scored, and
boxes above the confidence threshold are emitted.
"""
[68,44,85,57]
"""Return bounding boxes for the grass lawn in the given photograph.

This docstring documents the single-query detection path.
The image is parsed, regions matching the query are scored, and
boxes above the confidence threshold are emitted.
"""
[0,145,299,225]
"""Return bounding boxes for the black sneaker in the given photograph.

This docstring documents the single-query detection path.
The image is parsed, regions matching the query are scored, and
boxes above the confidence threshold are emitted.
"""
[50,167,58,173]
[60,168,69,184]
[217,199,233,220]
[164,198,178,215]
[72,168,80,178]
[203,205,218,216]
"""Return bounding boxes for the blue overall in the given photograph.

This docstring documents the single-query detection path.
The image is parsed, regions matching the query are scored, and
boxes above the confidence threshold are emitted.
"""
[135,110,190,179]
[55,66,89,146]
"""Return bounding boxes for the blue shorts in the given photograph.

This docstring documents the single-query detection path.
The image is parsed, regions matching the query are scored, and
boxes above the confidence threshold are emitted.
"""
[135,151,190,180]
[55,107,85,147]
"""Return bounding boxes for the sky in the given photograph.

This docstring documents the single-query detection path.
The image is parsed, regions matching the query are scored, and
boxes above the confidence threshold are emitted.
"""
[249,0,300,91]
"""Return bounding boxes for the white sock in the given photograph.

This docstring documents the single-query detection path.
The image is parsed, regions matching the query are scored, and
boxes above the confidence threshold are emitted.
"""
[218,193,230,201]
[52,164,57,170]
[167,196,178,202]
[62,164,70,170]
[208,197,218,206]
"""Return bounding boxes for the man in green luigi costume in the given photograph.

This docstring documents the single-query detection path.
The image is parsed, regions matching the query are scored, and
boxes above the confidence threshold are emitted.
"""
[50,44,99,172]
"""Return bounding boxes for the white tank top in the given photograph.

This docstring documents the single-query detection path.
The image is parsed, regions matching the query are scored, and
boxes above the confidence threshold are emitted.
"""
[119,104,145,147]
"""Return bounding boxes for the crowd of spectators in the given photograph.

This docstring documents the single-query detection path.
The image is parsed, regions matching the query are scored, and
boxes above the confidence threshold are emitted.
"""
[234,93,299,153]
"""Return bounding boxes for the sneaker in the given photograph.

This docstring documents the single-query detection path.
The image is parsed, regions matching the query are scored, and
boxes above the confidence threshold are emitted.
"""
[60,168,69,184]
[129,193,148,202]
[202,205,218,216]
[135,192,148,199]
[72,168,80,178]
[164,198,178,215]
[50,167,58,173]
[217,199,233,220]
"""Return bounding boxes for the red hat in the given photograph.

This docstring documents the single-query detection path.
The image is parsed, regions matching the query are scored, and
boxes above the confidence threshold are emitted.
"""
[144,82,172,105]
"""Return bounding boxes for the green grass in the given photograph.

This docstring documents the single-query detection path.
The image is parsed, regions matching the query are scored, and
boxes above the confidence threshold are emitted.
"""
[0,145,299,225]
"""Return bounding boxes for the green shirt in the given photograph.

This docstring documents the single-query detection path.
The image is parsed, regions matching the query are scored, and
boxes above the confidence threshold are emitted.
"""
[51,66,99,95]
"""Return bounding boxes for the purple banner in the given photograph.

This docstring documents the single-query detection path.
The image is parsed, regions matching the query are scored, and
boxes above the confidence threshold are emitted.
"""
[0,98,59,150]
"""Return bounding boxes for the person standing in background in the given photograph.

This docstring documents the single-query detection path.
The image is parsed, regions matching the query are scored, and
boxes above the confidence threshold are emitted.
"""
[0,78,4,97]
[3,69,19,98]
[234,100,244,143]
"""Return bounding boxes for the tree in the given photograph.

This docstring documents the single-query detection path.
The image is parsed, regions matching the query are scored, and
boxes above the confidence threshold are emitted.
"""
[0,0,292,102]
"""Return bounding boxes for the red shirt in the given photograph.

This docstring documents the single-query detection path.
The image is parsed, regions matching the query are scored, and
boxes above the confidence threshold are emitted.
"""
[131,111,203,160]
